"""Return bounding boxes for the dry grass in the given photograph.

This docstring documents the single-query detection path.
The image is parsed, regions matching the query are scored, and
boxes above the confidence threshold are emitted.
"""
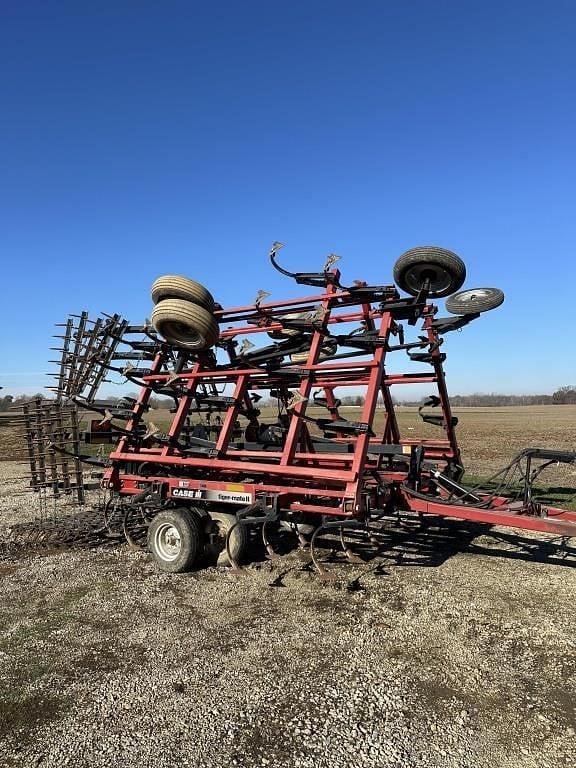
[394,404,576,477]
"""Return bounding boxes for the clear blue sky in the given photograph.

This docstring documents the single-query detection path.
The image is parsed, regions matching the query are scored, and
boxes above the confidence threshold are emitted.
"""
[1,1,575,397]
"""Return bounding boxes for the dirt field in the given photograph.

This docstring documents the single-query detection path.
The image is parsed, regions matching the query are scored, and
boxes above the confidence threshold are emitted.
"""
[0,406,575,767]
[145,403,576,479]
[2,404,575,478]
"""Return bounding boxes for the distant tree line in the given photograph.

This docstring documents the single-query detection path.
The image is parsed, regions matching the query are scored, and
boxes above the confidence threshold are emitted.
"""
[2,385,575,412]
[0,393,45,411]
[340,395,366,406]
[0,392,174,411]
[432,393,554,407]
[551,385,576,404]
[397,385,576,407]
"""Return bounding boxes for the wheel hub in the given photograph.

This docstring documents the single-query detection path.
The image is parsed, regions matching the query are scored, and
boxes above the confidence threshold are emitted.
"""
[405,263,452,293]
[154,522,182,561]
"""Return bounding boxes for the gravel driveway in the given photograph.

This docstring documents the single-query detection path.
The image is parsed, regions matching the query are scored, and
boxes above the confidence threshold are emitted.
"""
[0,461,575,768]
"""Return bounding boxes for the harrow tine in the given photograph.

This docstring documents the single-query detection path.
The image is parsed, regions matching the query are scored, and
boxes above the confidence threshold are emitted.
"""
[20,403,38,488]
[86,318,130,401]
[262,519,281,562]
[65,311,89,397]
[122,507,145,551]
[310,524,339,580]
[339,525,365,564]
[47,312,133,402]
[70,316,104,394]
[309,520,369,578]
[32,399,47,488]
[295,524,310,550]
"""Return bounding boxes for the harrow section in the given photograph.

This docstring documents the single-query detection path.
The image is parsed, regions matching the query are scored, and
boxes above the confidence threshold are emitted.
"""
[7,398,85,504]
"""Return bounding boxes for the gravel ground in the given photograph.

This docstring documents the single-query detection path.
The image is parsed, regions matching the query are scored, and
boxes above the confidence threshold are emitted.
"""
[0,461,575,768]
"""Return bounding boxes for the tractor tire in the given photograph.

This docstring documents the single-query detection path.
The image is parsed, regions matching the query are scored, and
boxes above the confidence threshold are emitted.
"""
[148,507,202,573]
[203,512,249,567]
[151,275,215,312]
[393,246,466,298]
[151,298,220,350]
[289,338,338,364]
[445,287,504,315]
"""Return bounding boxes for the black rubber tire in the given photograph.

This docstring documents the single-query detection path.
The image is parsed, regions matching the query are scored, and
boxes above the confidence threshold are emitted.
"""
[202,511,249,567]
[151,275,215,312]
[445,287,505,315]
[393,246,466,298]
[151,298,220,350]
[290,338,338,364]
[147,508,202,573]
[267,312,312,339]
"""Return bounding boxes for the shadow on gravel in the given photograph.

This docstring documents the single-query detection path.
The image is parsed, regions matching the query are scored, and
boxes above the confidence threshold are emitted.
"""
[0,690,69,743]
[4,512,576,580]
[301,517,576,576]
[464,528,576,567]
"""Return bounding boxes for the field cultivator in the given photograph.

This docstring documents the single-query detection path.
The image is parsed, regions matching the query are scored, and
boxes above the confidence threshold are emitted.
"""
[9,244,576,572]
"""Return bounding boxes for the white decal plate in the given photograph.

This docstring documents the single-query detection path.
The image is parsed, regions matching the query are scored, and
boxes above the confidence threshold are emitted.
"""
[170,488,252,505]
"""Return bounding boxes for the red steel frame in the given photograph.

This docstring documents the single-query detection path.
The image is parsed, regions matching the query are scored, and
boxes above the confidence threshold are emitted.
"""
[103,270,576,538]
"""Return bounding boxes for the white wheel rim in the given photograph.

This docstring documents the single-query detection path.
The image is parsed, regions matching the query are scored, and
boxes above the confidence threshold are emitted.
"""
[158,320,202,348]
[459,289,492,301]
[154,522,182,561]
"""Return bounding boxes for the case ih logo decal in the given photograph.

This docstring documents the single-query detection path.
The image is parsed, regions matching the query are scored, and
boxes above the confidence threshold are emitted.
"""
[170,488,253,505]
[171,488,203,499]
